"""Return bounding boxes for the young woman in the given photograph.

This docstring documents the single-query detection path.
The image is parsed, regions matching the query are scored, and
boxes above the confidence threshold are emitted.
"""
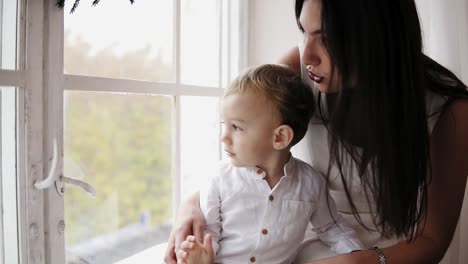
[165,0,468,263]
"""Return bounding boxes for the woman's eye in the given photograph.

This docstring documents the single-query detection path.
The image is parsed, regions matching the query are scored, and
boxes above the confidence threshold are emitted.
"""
[232,124,242,131]
[320,35,327,45]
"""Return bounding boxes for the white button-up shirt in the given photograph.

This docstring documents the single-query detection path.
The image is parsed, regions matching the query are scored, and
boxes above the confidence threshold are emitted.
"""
[200,156,364,264]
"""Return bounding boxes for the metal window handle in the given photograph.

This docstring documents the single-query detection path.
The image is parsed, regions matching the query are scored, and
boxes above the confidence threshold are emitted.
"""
[34,138,97,198]
[60,175,96,198]
[34,138,59,190]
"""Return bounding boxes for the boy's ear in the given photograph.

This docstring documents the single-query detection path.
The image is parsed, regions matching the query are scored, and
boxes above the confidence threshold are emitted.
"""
[273,125,294,150]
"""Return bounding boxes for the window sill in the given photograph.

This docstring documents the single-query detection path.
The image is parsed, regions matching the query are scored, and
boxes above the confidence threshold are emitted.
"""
[115,242,168,264]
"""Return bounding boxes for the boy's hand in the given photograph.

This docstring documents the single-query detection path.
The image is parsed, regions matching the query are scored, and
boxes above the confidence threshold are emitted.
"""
[164,192,205,264]
[176,234,214,264]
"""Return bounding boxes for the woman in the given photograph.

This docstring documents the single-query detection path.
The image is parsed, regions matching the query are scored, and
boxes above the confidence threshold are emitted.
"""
[165,0,468,263]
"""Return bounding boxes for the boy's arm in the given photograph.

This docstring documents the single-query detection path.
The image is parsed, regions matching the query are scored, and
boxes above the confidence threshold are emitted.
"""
[309,183,364,254]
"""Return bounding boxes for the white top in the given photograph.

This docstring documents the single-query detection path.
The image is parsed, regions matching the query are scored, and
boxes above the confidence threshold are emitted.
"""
[292,45,448,262]
[200,156,364,264]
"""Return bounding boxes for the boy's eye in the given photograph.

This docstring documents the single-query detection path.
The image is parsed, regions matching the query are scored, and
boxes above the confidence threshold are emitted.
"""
[232,124,242,131]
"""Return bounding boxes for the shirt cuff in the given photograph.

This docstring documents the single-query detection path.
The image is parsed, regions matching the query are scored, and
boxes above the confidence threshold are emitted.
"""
[329,236,365,254]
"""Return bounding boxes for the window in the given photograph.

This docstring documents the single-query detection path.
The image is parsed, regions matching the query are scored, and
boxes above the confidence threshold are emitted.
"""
[1,86,18,264]
[15,0,247,263]
[0,0,20,263]
[0,0,246,262]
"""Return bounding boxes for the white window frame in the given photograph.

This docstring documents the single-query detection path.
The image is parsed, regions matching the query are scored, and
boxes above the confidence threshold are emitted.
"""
[0,0,39,264]
[0,0,49,263]
[13,0,249,263]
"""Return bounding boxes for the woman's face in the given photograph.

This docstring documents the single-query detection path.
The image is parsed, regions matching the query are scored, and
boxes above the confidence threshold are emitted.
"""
[299,0,339,93]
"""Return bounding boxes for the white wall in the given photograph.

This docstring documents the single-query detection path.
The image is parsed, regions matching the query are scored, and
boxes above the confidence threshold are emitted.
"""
[416,0,468,84]
[247,0,301,66]
[247,0,468,85]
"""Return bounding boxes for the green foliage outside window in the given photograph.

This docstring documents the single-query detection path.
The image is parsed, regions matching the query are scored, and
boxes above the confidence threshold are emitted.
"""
[64,31,173,245]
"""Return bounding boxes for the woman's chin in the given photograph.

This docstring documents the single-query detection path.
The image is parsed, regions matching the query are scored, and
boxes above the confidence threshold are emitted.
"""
[314,83,335,93]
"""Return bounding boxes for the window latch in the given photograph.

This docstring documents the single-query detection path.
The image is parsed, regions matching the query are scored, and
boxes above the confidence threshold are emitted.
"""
[34,138,96,198]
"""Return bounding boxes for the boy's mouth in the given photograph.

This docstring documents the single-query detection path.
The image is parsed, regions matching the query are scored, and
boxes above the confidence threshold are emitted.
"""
[224,149,235,157]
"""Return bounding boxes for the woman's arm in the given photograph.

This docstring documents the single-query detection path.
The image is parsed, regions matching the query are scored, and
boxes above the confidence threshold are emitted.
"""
[304,99,468,264]
[164,191,205,264]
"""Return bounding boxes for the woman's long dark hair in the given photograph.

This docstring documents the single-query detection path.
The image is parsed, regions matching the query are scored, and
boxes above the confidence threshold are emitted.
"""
[295,0,468,239]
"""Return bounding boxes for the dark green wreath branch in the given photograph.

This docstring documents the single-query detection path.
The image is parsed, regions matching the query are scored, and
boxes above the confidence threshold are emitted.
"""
[56,0,135,14]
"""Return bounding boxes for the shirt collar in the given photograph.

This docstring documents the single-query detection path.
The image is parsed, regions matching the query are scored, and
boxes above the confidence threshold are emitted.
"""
[283,154,297,177]
[247,153,297,180]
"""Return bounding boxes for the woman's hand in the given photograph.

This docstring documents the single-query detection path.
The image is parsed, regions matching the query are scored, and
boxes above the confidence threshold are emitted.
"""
[164,192,205,264]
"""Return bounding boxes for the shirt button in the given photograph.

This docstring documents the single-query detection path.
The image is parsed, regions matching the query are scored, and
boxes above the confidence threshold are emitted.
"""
[256,169,263,174]
[269,195,274,201]
[250,256,256,262]
[261,229,268,235]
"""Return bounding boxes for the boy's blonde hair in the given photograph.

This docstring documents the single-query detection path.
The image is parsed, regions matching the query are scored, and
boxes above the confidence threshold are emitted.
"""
[224,64,315,146]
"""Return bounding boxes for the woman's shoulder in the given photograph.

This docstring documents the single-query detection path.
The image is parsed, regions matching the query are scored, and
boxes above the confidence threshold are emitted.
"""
[425,90,448,133]
[277,46,301,75]
[430,97,468,170]
[426,88,468,134]
[435,98,468,131]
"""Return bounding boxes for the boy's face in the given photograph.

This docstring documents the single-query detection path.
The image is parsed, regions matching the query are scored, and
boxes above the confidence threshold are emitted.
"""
[221,91,282,168]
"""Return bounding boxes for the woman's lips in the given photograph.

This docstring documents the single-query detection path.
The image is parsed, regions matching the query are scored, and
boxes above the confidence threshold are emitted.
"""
[308,71,325,84]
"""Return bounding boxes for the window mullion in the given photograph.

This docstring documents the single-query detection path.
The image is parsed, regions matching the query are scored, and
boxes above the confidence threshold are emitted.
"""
[226,0,232,84]
[175,0,181,85]
[63,75,224,97]
[16,0,27,261]
[43,0,65,263]
[172,95,181,214]
[21,0,45,263]
[173,0,182,214]
[239,0,248,71]
[218,0,223,89]
[0,70,23,87]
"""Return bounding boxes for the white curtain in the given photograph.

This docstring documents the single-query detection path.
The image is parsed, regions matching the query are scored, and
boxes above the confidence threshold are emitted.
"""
[415,0,468,263]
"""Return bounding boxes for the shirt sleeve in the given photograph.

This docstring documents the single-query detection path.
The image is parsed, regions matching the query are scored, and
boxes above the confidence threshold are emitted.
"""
[309,182,365,254]
[199,170,223,255]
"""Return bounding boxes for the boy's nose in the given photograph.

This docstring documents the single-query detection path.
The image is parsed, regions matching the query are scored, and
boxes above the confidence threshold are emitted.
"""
[221,131,230,145]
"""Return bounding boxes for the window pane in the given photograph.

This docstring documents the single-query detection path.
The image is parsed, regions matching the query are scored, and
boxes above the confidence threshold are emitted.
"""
[228,0,241,84]
[1,87,18,264]
[221,0,241,88]
[1,0,18,70]
[64,91,173,264]
[180,96,221,199]
[64,0,174,83]
[181,0,220,87]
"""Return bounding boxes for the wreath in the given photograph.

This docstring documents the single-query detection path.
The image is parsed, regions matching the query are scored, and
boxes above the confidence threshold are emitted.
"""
[56,0,135,13]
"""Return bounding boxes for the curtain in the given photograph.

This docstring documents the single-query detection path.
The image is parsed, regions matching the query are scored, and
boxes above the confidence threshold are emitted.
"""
[415,0,468,263]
